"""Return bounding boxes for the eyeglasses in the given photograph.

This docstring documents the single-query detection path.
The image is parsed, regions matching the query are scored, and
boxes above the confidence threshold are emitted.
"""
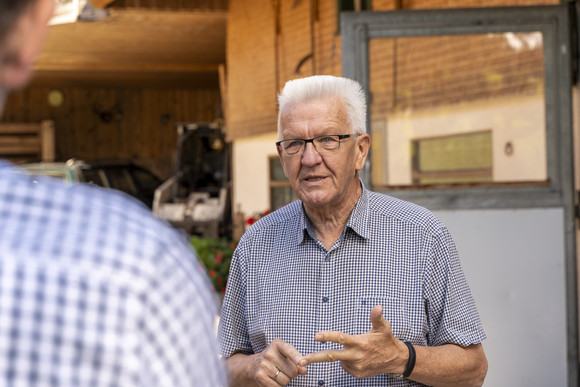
[276,134,352,156]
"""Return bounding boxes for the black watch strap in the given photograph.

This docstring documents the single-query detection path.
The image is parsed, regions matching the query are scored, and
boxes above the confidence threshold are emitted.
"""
[391,341,416,379]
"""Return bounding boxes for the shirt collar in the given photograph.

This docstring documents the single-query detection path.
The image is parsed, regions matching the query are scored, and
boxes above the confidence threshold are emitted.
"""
[345,180,370,240]
[297,179,371,244]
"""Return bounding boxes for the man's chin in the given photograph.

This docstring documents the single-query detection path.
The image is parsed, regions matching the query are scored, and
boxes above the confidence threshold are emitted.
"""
[299,191,332,208]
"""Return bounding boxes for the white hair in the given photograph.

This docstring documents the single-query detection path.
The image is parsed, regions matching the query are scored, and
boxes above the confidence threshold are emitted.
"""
[277,75,367,139]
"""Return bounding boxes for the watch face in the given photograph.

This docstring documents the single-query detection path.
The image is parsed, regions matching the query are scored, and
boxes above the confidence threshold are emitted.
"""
[48,90,64,107]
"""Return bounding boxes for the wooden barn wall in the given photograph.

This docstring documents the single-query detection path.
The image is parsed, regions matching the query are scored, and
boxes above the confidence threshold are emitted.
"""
[1,87,221,178]
[226,0,560,141]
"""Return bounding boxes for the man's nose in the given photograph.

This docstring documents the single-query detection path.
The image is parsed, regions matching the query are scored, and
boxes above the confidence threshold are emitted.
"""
[301,141,321,163]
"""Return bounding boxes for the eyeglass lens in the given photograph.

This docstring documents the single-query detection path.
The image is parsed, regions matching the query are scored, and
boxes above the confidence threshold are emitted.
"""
[281,135,342,155]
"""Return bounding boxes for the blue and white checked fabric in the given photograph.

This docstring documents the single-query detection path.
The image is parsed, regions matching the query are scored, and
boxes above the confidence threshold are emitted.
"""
[218,181,486,386]
[0,161,227,387]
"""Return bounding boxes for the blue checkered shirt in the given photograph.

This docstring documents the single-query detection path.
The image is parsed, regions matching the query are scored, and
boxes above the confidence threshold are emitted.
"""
[0,161,227,387]
[218,182,486,386]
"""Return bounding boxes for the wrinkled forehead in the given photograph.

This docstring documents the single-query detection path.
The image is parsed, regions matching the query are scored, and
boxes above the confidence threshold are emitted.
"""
[278,97,352,142]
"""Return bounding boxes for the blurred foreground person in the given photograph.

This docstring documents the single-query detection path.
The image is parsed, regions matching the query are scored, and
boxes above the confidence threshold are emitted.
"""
[218,75,487,386]
[0,1,227,386]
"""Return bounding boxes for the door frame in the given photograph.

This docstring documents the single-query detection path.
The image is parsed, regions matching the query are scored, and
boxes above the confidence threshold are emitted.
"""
[341,4,578,384]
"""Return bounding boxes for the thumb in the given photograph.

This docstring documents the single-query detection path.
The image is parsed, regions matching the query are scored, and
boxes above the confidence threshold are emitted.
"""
[370,304,388,331]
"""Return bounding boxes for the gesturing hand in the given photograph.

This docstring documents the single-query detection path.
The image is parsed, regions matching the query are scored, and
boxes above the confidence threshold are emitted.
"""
[299,305,409,379]
[250,338,307,386]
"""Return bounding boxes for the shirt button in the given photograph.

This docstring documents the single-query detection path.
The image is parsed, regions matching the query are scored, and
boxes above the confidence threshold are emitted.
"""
[322,296,329,303]
[324,256,330,262]
[318,381,325,386]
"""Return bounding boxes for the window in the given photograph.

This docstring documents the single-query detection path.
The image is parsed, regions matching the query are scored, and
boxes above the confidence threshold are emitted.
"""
[411,131,492,185]
[269,156,297,210]
[368,32,547,189]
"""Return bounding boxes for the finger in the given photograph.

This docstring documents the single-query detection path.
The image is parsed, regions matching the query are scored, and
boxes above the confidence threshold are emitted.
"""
[272,341,305,379]
[277,340,304,366]
[255,366,282,387]
[300,349,346,365]
[370,304,389,331]
[314,331,352,346]
[273,369,291,386]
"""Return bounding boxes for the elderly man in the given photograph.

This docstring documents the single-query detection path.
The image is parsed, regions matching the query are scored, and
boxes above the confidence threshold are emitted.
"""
[0,1,227,386]
[218,75,487,386]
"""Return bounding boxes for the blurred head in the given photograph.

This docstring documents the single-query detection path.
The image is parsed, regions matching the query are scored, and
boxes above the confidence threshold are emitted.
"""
[277,75,367,140]
[276,76,370,214]
[0,0,54,114]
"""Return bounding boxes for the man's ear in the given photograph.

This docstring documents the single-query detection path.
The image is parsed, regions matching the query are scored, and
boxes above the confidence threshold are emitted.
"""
[354,134,371,171]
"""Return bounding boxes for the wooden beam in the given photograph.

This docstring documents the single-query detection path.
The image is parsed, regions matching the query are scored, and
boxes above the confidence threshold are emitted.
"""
[41,120,55,162]
[34,61,220,73]
[36,9,226,85]
[218,63,228,122]
[89,0,116,8]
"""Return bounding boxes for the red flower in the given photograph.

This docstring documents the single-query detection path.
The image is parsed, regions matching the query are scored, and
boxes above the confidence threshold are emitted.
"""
[214,252,223,264]
[246,217,256,225]
[208,270,216,278]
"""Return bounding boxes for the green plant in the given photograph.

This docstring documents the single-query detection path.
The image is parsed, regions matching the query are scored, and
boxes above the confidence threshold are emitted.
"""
[191,236,236,293]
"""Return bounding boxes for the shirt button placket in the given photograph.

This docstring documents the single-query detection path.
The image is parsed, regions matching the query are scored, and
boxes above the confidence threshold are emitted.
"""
[319,250,333,386]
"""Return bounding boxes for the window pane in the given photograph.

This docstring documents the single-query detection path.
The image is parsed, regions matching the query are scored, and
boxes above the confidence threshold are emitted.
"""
[270,186,297,209]
[270,157,287,181]
[369,32,547,188]
[412,131,492,184]
[269,157,297,209]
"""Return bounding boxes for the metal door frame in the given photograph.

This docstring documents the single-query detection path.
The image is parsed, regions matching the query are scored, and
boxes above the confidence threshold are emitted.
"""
[342,5,578,384]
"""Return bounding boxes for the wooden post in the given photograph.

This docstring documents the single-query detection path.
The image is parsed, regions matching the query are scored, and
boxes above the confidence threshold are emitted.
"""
[40,120,55,162]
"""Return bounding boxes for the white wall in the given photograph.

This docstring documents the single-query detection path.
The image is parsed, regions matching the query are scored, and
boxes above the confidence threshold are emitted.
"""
[436,208,566,386]
[232,132,278,217]
[374,95,546,185]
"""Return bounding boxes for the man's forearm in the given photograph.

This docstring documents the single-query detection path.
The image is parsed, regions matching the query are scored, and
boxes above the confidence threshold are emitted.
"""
[407,343,487,387]
[226,353,258,386]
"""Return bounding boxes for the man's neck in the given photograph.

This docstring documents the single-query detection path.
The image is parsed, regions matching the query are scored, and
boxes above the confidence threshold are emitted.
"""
[304,181,362,249]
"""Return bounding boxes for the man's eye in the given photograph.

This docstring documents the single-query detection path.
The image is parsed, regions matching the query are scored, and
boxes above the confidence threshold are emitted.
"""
[286,140,303,148]
[318,136,336,144]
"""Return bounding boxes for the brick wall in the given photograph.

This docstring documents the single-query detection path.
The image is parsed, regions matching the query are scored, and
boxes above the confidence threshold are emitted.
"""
[226,0,278,140]
[226,0,559,140]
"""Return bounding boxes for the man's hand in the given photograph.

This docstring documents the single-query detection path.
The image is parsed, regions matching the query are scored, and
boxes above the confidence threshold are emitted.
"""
[300,305,409,379]
[228,339,307,386]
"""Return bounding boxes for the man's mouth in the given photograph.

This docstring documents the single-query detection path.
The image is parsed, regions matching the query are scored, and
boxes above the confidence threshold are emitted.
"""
[304,176,325,182]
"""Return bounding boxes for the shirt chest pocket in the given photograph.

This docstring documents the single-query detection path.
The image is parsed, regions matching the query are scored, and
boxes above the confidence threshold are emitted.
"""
[356,296,410,339]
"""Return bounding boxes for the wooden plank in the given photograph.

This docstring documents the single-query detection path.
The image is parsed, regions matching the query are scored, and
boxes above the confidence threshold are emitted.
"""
[0,143,41,155]
[0,136,41,147]
[0,124,39,134]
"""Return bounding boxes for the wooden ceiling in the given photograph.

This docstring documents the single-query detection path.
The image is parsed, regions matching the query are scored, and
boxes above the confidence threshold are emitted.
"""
[31,5,226,89]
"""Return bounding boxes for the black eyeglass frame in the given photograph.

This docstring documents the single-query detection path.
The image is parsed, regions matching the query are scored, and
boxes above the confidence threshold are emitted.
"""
[276,134,352,155]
